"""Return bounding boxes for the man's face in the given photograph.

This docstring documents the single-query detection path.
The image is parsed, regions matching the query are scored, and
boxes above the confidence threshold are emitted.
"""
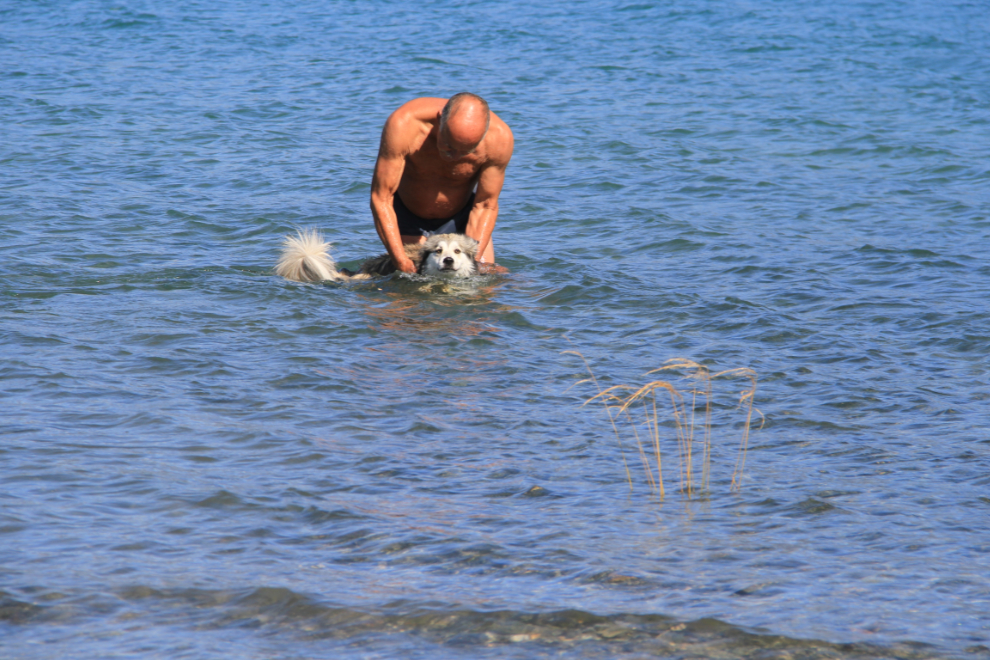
[437,124,480,161]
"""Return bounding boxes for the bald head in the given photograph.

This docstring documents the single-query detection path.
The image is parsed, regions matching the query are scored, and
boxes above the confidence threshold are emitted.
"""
[439,93,490,151]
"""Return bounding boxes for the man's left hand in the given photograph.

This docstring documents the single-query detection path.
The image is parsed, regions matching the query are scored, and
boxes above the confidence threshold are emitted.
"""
[477,262,509,275]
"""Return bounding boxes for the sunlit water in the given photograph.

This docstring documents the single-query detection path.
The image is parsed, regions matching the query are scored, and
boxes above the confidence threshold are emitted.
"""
[2,1,989,658]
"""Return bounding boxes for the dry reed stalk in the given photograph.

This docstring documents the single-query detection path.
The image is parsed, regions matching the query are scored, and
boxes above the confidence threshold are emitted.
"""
[647,360,712,496]
[567,353,760,500]
[562,351,634,494]
[707,367,760,490]
[622,380,683,498]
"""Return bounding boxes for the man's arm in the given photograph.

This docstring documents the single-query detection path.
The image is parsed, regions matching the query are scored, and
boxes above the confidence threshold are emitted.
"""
[464,163,505,263]
[465,120,514,265]
[370,120,416,274]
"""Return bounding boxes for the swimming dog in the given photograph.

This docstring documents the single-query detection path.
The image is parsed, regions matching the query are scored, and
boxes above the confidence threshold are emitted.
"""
[276,229,479,282]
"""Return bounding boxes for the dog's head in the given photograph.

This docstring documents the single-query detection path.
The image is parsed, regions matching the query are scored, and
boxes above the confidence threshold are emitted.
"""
[418,233,479,278]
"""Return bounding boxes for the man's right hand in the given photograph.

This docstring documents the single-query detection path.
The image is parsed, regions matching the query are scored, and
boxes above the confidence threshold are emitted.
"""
[396,257,417,274]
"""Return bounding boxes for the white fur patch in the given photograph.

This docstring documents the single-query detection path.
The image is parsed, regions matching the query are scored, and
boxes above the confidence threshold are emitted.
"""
[420,238,477,278]
[275,229,343,282]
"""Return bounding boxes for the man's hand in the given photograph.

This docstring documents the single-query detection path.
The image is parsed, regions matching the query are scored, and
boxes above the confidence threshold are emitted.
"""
[396,256,417,274]
[477,261,509,275]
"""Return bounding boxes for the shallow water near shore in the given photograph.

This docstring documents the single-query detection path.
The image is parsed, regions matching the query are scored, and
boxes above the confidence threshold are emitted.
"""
[2,1,989,658]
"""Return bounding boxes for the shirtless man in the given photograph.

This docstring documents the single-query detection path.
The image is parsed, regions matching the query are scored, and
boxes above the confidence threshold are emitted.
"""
[370,93,514,274]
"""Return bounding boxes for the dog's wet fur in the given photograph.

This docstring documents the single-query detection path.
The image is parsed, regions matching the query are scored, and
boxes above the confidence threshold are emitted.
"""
[276,229,479,282]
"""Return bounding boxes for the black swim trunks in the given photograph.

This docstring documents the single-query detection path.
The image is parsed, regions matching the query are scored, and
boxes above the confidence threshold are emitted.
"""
[394,193,475,236]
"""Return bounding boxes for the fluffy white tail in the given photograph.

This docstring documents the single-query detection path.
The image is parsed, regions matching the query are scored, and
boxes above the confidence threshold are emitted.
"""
[275,229,344,282]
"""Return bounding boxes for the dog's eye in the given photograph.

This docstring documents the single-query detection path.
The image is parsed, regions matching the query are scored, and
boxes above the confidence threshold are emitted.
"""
[435,249,443,254]
[454,249,461,254]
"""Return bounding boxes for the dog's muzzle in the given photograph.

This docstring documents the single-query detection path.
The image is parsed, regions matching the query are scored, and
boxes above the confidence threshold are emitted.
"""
[442,257,455,270]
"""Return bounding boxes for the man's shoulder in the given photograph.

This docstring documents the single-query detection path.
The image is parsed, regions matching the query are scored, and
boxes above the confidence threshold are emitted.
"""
[387,98,445,128]
[381,98,442,154]
[485,113,514,167]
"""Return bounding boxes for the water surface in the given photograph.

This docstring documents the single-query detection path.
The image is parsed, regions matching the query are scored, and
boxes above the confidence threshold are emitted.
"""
[2,1,989,658]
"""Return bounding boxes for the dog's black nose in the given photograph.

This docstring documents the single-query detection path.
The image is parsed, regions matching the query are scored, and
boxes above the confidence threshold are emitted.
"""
[443,257,454,266]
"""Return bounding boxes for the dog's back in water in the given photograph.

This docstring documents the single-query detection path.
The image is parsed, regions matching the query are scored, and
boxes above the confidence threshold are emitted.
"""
[276,230,479,282]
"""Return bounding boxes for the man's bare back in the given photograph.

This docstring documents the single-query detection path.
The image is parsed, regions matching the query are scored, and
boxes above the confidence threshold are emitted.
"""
[369,94,514,274]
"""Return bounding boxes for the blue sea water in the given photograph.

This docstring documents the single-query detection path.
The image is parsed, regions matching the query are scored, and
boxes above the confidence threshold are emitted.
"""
[2,1,989,658]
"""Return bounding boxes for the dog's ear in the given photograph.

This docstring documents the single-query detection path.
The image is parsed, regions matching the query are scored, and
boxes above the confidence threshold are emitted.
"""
[463,235,480,260]
[421,234,442,252]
